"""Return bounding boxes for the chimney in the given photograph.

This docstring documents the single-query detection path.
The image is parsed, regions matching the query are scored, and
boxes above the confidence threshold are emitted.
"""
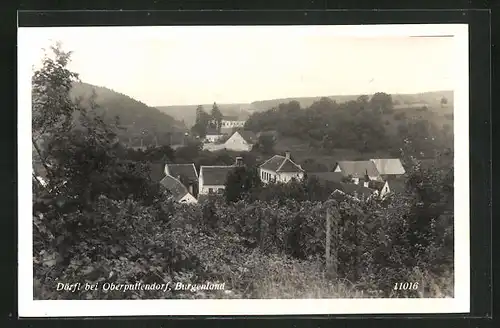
[235,156,244,167]
[285,151,291,159]
[363,169,370,188]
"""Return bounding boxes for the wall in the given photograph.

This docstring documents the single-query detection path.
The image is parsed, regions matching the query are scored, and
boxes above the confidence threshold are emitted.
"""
[198,170,226,195]
[179,193,198,204]
[199,185,225,195]
[222,120,245,128]
[202,143,226,152]
[205,134,224,143]
[224,133,252,152]
[259,168,304,184]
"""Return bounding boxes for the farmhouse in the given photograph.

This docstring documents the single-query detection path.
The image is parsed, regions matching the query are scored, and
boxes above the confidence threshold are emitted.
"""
[160,175,197,204]
[259,151,304,184]
[333,160,382,183]
[329,182,375,202]
[204,128,224,143]
[224,130,257,152]
[367,180,391,199]
[370,158,406,179]
[164,163,198,196]
[221,117,246,129]
[198,158,243,195]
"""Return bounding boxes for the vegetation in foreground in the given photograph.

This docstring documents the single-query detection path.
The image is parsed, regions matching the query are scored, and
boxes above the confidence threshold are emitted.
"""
[32,43,454,300]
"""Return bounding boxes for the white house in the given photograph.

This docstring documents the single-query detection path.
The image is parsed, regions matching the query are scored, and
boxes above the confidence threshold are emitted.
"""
[204,133,225,143]
[259,151,304,184]
[223,131,257,152]
[159,175,198,204]
[198,158,244,195]
[221,118,246,129]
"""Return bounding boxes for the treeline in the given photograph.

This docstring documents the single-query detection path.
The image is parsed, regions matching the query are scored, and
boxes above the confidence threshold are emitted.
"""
[190,103,223,138]
[244,93,453,158]
[70,82,186,147]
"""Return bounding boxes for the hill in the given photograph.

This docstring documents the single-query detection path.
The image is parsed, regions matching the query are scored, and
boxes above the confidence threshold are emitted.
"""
[157,90,453,127]
[250,90,454,113]
[157,103,253,128]
[71,82,187,146]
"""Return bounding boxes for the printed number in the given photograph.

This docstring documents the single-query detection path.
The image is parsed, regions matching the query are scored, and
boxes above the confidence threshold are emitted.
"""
[393,282,419,290]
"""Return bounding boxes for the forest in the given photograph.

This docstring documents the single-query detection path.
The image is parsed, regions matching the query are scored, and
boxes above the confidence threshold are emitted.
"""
[244,94,453,159]
[32,44,454,300]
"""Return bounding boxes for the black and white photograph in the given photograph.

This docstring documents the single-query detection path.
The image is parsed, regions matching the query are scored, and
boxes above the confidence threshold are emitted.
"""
[18,24,469,316]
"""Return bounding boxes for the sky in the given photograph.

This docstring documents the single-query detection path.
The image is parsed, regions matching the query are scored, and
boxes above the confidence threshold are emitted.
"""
[19,25,460,107]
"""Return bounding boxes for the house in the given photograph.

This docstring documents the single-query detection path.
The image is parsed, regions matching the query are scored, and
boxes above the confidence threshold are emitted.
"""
[204,128,224,143]
[159,175,198,204]
[329,182,375,202]
[164,163,198,196]
[224,130,257,152]
[259,151,305,184]
[198,157,243,195]
[370,158,406,179]
[221,117,246,129]
[333,160,381,183]
[367,180,391,199]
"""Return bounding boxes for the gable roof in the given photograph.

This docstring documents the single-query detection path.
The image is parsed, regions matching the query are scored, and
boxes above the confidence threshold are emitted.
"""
[339,182,374,198]
[260,155,304,173]
[159,175,190,201]
[165,163,198,181]
[200,165,235,186]
[237,131,257,144]
[370,158,406,175]
[336,161,380,178]
[330,182,374,201]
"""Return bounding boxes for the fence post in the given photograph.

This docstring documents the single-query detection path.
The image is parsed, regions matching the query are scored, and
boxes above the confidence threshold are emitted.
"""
[326,207,331,271]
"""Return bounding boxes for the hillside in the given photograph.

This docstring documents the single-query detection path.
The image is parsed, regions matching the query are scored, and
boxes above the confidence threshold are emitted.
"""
[157,90,453,127]
[157,103,253,128]
[250,90,454,112]
[71,82,186,146]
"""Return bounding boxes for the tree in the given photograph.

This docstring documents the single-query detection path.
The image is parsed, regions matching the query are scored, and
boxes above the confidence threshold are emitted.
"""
[32,42,81,181]
[357,95,370,105]
[211,102,223,133]
[252,134,275,155]
[192,105,211,138]
[224,166,262,202]
[370,92,393,114]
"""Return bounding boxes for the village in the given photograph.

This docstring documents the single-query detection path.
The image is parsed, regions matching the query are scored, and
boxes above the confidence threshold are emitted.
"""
[29,31,456,303]
[159,115,407,205]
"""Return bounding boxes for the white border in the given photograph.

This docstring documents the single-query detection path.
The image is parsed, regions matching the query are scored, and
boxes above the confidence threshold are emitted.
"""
[18,24,470,317]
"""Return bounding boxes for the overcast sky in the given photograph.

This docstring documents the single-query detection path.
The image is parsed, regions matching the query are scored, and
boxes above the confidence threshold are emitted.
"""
[19,26,457,107]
